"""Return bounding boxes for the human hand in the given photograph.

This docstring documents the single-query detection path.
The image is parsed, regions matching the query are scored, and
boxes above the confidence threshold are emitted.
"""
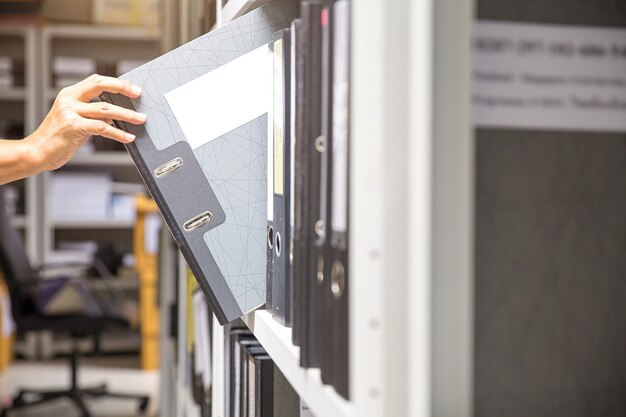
[26,74,146,171]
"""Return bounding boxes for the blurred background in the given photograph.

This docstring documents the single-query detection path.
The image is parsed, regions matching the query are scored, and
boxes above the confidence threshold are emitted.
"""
[0,1,224,416]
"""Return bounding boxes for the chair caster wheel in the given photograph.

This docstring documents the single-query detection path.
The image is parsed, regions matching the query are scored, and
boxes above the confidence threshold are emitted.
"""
[11,397,24,407]
[138,397,149,414]
[12,390,26,407]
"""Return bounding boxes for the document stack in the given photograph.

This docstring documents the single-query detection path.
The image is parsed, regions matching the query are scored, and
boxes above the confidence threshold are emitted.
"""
[102,0,351,402]
[52,56,97,89]
[50,172,112,221]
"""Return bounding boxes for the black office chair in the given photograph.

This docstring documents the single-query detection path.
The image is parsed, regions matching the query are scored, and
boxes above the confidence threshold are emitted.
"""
[0,186,149,417]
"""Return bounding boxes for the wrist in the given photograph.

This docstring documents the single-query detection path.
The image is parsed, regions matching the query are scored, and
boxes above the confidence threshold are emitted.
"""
[21,133,46,174]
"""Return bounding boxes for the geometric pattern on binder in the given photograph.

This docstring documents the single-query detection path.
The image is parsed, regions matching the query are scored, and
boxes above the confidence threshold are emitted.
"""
[273,366,300,417]
[198,116,268,313]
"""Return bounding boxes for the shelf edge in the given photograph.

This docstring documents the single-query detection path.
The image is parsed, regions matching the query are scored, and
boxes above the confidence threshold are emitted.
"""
[242,310,353,417]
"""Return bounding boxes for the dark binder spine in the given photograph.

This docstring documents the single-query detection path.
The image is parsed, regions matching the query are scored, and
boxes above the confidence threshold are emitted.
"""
[316,1,335,385]
[256,357,275,417]
[291,17,305,348]
[304,0,325,370]
[294,2,318,364]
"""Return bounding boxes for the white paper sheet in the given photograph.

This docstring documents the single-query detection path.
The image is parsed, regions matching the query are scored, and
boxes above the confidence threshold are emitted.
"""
[474,22,626,132]
[165,44,273,150]
[144,213,162,255]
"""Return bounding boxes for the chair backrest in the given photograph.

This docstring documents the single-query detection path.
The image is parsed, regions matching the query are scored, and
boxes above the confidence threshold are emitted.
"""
[0,185,37,321]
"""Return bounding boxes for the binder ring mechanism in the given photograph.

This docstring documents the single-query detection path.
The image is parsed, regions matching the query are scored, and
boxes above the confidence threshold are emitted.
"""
[183,211,213,232]
[314,135,326,153]
[331,261,346,298]
[154,157,183,178]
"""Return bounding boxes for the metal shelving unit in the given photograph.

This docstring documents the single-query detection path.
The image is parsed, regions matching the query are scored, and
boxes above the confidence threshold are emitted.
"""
[0,87,26,101]
[52,219,135,229]
[39,23,161,262]
[67,152,135,167]
[204,1,475,417]
[1,0,476,415]
[0,22,44,264]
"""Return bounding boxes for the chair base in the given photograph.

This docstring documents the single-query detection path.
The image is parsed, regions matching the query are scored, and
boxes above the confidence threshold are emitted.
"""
[1,383,150,417]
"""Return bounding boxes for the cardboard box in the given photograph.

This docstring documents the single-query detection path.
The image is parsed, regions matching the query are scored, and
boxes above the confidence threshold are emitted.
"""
[93,0,159,28]
[41,0,159,27]
[41,0,91,23]
[0,0,41,15]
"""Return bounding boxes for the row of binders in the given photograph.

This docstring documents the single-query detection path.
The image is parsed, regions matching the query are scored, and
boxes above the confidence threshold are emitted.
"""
[228,327,314,417]
[265,0,351,401]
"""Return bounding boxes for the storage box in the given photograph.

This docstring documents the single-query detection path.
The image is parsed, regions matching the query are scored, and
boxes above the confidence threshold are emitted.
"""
[41,0,159,27]
[41,0,91,23]
[0,0,41,15]
[93,0,159,28]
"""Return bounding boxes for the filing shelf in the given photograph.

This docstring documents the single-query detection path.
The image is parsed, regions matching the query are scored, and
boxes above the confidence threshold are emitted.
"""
[67,152,135,167]
[0,87,26,101]
[0,22,43,264]
[41,23,160,41]
[203,1,475,417]
[52,219,135,229]
[40,23,161,262]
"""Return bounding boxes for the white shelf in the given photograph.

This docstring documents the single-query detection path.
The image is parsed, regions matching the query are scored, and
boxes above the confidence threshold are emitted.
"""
[68,152,134,167]
[0,87,26,101]
[221,0,271,24]
[42,23,161,42]
[11,215,27,228]
[52,219,134,229]
[0,23,34,37]
[242,310,353,417]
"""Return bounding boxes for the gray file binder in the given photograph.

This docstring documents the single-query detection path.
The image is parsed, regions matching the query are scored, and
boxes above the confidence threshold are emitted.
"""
[101,2,297,324]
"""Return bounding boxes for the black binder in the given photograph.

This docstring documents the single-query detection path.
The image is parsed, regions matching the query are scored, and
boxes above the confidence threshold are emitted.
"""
[239,343,266,417]
[315,1,335,385]
[249,353,274,417]
[229,328,254,417]
[301,0,325,369]
[291,17,305,348]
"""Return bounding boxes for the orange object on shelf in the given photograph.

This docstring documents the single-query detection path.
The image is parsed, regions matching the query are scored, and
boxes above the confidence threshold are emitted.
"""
[0,276,15,373]
[134,194,160,370]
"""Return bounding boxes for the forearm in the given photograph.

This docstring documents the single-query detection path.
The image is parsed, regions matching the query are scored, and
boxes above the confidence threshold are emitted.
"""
[0,138,42,185]
[0,76,143,184]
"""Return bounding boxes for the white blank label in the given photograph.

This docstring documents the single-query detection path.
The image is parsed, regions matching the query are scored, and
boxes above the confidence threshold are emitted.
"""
[165,44,273,149]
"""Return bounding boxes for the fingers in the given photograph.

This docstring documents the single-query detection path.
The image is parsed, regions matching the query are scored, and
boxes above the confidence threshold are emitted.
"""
[74,101,146,125]
[79,119,136,144]
[73,74,142,102]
